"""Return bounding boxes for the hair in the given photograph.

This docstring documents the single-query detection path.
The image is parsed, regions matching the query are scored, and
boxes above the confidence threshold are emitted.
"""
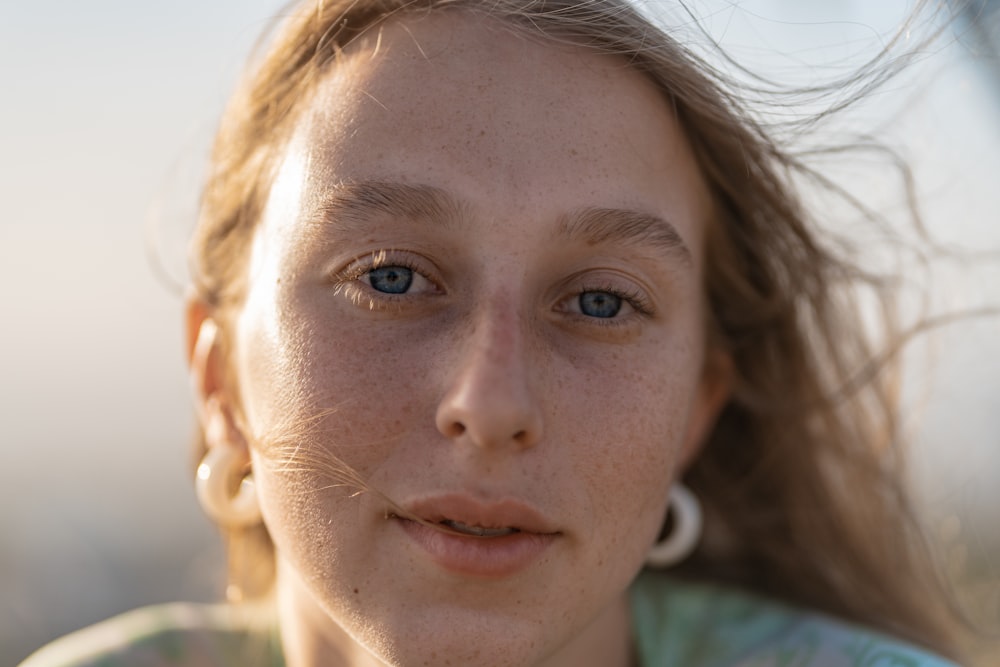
[188,0,967,660]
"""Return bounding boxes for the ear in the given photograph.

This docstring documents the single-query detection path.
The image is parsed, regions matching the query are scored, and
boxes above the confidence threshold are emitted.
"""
[185,296,249,456]
[678,346,733,471]
[187,297,261,526]
[186,297,223,416]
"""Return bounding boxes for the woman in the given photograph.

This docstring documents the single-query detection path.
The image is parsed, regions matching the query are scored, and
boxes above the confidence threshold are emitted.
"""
[23,0,970,665]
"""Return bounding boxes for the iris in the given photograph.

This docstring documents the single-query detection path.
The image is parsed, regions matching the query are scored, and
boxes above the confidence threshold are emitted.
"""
[579,291,621,318]
[368,266,413,294]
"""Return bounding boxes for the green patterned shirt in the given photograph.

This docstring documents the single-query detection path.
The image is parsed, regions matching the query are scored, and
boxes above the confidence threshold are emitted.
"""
[22,572,960,666]
[630,572,960,666]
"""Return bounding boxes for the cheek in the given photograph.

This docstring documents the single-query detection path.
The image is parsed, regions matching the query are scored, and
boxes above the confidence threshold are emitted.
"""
[238,302,430,585]
[235,286,458,528]
[557,334,704,555]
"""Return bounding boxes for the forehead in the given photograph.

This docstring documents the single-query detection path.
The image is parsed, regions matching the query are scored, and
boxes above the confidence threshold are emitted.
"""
[273,11,711,255]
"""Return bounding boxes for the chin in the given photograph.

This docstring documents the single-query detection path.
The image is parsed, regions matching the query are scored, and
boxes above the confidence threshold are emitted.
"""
[281,562,576,667]
[364,614,556,667]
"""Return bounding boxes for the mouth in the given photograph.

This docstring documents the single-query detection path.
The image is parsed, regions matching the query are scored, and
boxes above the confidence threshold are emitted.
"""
[391,493,559,577]
[386,513,535,538]
[395,493,560,537]
[437,519,520,538]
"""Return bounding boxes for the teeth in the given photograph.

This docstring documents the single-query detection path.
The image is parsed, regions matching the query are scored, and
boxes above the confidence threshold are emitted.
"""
[441,519,518,537]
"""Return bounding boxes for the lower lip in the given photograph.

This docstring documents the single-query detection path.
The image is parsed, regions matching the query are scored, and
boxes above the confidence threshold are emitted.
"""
[397,518,556,578]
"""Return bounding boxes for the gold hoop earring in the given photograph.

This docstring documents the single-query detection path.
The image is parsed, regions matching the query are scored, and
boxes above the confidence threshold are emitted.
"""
[645,483,702,568]
[196,447,262,528]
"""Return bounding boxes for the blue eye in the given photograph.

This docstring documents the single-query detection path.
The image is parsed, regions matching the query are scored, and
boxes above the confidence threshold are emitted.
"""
[578,291,622,318]
[368,266,414,294]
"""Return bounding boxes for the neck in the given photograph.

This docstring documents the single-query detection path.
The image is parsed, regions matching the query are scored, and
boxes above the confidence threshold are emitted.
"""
[542,593,635,667]
[275,558,634,667]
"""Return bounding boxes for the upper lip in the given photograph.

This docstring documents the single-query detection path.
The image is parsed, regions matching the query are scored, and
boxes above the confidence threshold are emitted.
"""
[398,493,560,535]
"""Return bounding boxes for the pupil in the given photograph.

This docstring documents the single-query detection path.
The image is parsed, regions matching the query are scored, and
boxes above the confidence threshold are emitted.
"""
[579,291,621,318]
[368,266,413,294]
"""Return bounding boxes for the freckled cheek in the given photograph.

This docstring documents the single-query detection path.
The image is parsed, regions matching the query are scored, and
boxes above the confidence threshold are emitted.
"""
[560,352,694,525]
[246,305,437,471]
[244,314,431,559]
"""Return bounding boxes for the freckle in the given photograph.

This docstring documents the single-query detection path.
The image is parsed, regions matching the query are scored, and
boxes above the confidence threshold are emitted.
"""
[353,588,359,594]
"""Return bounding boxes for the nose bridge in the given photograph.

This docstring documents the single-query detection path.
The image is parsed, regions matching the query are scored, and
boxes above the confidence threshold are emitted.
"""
[474,297,522,370]
[435,294,542,450]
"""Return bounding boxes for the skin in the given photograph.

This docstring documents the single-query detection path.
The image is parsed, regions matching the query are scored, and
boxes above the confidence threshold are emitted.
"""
[189,12,730,667]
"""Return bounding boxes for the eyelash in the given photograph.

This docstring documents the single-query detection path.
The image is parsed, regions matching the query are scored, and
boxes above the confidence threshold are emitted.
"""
[331,253,438,308]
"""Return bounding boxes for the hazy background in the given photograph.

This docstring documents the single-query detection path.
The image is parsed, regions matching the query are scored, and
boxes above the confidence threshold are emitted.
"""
[2,1,998,664]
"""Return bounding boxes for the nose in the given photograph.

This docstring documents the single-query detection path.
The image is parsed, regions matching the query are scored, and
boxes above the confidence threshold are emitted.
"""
[435,305,543,451]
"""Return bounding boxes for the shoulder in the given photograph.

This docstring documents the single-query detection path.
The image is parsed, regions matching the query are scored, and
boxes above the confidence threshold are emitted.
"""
[18,602,282,667]
[630,571,962,667]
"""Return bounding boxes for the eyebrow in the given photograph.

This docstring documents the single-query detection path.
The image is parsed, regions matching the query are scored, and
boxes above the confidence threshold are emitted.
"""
[307,180,693,265]
[306,181,464,234]
[558,207,692,266]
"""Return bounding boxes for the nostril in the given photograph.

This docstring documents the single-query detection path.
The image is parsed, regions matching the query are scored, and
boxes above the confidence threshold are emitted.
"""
[445,422,466,438]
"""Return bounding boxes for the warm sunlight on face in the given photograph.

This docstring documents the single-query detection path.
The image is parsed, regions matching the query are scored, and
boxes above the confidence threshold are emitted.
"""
[229,12,724,667]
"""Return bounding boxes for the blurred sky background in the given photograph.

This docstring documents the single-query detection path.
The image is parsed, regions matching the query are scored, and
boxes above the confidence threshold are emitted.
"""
[2,0,998,664]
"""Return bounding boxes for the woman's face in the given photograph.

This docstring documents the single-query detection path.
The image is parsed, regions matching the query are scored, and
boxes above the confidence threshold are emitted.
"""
[219,13,726,667]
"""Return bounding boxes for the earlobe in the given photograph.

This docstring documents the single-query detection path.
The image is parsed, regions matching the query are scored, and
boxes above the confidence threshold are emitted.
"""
[196,397,262,527]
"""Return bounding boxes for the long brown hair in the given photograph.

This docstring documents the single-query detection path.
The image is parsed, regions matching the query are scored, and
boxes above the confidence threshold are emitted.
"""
[188,0,965,659]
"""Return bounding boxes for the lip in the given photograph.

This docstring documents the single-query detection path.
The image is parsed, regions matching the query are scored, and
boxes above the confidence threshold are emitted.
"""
[393,494,560,578]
